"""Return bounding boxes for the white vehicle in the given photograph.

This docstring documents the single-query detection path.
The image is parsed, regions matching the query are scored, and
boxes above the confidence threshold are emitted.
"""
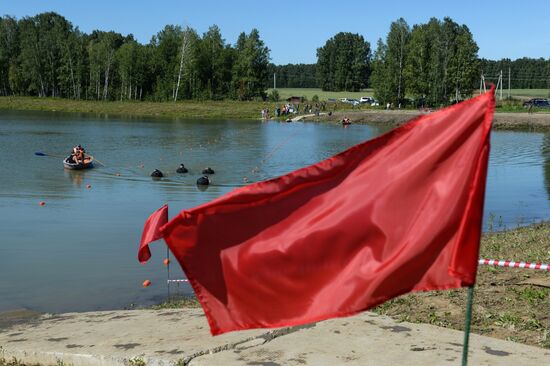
[340,97,360,106]
[360,96,374,104]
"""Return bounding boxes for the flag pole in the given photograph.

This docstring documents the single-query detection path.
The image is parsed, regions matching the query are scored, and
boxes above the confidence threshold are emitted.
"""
[461,285,475,366]
[166,245,171,299]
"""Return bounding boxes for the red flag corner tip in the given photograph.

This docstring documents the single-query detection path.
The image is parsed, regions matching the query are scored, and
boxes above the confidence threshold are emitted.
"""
[138,204,169,263]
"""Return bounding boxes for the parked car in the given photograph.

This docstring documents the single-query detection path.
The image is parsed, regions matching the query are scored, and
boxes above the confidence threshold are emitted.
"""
[523,98,550,108]
[339,97,360,106]
[360,96,374,104]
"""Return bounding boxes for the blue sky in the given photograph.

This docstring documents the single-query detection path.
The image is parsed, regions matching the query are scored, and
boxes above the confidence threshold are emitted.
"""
[2,0,549,65]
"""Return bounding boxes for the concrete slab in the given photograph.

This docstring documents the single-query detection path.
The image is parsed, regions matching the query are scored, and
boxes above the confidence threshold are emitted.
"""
[0,309,264,366]
[190,311,550,366]
[1,309,549,366]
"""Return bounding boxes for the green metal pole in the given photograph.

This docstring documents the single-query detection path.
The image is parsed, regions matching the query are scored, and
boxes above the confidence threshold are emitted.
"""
[166,245,170,300]
[461,286,475,366]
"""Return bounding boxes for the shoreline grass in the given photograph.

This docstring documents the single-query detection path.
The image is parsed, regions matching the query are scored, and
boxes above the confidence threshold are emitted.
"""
[0,96,276,120]
[1,95,549,123]
[2,96,549,134]
[374,222,550,349]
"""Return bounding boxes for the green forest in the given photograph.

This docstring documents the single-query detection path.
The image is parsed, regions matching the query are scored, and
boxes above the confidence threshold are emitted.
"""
[0,12,270,101]
[0,12,548,106]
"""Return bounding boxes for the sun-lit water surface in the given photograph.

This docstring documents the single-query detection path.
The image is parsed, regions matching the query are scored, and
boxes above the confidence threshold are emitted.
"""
[0,110,549,313]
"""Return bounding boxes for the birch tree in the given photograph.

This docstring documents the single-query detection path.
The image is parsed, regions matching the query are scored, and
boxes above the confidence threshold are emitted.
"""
[174,26,193,101]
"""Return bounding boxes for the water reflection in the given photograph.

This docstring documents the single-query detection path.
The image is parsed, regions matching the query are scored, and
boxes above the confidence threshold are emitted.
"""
[65,170,86,187]
[196,184,209,192]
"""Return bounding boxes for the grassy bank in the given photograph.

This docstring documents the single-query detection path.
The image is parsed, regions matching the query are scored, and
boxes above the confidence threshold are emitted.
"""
[154,222,550,349]
[1,96,549,131]
[374,222,550,349]
[0,95,373,120]
[0,97,275,120]
[2,94,549,120]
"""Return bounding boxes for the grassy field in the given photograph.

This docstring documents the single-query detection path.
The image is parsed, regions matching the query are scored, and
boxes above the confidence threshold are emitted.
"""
[503,89,550,98]
[268,88,374,101]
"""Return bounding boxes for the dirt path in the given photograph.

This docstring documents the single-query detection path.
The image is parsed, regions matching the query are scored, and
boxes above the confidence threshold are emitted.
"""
[303,110,550,129]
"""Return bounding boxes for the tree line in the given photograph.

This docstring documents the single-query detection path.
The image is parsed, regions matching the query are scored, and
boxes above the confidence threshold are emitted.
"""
[275,56,550,98]
[480,58,549,89]
[1,12,548,105]
[0,12,270,101]
[316,18,549,106]
[316,17,481,106]
[267,63,317,88]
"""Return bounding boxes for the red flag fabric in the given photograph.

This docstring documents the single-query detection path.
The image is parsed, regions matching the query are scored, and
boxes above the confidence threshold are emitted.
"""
[138,204,168,263]
[140,90,495,335]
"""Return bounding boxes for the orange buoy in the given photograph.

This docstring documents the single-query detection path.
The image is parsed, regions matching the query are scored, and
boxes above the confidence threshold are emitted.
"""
[142,280,151,287]
[39,201,46,206]
[86,184,92,189]
[163,258,170,266]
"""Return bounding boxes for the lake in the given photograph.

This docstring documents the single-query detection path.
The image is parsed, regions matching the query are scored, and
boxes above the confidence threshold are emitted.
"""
[1,110,549,313]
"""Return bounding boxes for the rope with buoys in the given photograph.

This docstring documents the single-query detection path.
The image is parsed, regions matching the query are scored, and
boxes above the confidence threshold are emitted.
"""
[160,258,550,285]
[478,258,549,271]
[242,122,302,183]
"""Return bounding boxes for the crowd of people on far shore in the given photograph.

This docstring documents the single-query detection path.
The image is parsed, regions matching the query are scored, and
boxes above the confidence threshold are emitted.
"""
[263,102,329,119]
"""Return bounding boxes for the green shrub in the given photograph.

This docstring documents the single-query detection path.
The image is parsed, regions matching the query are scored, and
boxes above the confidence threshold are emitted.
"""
[268,89,280,102]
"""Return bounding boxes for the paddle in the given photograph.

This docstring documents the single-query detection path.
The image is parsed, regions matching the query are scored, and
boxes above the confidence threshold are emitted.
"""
[88,155,105,166]
[34,151,65,159]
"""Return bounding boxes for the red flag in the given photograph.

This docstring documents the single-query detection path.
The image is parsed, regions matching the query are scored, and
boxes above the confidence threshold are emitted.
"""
[138,204,168,263]
[140,90,495,335]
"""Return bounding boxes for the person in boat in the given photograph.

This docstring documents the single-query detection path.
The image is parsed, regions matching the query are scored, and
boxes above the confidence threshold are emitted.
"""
[68,145,87,165]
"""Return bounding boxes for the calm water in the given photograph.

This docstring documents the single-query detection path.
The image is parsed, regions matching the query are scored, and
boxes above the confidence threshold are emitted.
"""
[1,111,549,313]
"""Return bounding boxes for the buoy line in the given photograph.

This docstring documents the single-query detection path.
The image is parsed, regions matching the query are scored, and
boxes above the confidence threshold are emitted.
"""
[478,258,549,271]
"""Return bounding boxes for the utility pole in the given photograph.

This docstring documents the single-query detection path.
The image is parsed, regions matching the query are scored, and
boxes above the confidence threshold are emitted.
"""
[273,73,276,90]
[508,67,511,99]
[479,73,486,94]
[494,70,503,100]
[499,70,503,100]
